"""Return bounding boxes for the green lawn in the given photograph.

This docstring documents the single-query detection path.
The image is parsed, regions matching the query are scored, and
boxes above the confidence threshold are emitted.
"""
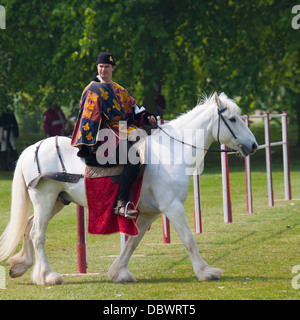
[0,121,300,300]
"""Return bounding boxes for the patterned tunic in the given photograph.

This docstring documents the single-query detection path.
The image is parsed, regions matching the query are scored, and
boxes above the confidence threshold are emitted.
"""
[71,81,147,149]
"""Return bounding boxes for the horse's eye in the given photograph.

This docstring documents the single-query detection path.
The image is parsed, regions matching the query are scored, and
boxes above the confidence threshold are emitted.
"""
[229,117,236,123]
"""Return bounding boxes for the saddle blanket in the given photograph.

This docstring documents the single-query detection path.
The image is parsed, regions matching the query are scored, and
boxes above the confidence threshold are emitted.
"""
[85,166,143,236]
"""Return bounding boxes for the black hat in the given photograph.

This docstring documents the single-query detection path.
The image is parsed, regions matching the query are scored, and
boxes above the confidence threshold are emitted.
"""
[96,52,116,66]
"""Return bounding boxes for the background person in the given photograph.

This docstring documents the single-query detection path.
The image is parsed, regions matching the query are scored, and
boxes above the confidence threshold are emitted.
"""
[154,91,166,119]
[0,111,19,171]
[43,104,66,137]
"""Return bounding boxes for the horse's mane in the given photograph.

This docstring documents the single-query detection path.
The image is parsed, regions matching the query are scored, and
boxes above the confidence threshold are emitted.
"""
[169,92,241,128]
[196,92,241,115]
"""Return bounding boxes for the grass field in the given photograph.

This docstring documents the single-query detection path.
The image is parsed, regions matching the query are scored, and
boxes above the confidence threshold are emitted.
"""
[0,120,300,300]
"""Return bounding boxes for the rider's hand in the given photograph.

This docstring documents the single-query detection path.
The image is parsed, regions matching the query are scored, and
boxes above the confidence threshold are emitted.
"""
[147,115,157,126]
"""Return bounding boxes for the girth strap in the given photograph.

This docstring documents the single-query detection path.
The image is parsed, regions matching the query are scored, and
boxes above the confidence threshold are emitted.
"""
[34,138,45,175]
[28,172,83,188]
[55,135,66,173]
[28,136,83,188]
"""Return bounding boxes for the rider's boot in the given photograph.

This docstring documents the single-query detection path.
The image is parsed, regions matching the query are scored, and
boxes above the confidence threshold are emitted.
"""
[114,200,138,219]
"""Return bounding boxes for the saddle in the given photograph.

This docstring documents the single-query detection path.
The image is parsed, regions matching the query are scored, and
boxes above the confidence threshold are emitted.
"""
[28,135,147,187]
[85,164,123,179]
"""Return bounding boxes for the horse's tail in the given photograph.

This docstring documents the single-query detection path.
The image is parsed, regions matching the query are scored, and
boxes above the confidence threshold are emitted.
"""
[0,150,30,261]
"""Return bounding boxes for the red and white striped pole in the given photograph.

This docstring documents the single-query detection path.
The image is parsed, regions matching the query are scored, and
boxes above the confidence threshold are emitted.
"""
[77,205,87,273]
[193,166,202,233]
[264,113,274,207]
[157,116,171,244]
[221,144,232,223]
[120,234,129,251]
[244,115,253,214]
[282,111,292,200]
[162,214,171,243]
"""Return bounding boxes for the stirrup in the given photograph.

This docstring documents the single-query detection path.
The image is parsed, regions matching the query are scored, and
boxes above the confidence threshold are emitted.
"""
[114,200,138,220]
[124,201,138,219]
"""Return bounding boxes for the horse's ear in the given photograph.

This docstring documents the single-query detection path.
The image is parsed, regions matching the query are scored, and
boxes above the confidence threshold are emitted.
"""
[213,92,221,109]
[219,92,228,99]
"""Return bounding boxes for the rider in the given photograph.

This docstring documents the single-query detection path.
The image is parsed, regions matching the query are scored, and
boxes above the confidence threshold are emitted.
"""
[71,52,156,219]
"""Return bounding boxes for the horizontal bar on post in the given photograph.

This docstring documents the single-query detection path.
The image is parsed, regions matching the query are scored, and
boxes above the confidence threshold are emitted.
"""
[269,113,285,119]
[256,141,284,150]
[257,144,268,150]
[240,113,285,120]
[270,141,284,147]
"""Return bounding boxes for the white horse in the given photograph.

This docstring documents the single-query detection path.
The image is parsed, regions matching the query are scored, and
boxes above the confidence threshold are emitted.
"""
[0,93,257,285]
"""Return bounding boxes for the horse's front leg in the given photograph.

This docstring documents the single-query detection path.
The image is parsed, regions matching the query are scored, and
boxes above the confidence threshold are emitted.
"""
[108,212,160,282]
[164,200,223,281]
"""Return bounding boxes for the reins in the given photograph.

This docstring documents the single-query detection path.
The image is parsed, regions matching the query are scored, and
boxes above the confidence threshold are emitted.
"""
[154,107,238,153]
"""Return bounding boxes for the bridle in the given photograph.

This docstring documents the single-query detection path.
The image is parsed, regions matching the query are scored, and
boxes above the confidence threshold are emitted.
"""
[216,107,237,148]
[155,106,238,153]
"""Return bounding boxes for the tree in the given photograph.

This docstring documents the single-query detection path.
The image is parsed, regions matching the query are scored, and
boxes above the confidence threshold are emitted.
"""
[1,0,299,146]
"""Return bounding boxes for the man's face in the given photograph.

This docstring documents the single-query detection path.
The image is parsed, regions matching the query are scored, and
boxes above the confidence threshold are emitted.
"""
[97,63,115,82]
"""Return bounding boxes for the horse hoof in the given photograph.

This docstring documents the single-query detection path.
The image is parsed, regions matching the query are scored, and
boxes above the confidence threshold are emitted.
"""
[32,270,64,286]
[199,267,223,281]
[45,272,64,285]
[9,265,29,278]
[108,267,136,283]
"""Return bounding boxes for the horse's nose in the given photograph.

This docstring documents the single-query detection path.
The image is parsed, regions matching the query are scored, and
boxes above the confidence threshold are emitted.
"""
[251,142,258,154]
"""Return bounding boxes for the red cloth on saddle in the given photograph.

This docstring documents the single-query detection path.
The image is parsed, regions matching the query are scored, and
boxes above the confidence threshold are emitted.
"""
[85,175,143,236]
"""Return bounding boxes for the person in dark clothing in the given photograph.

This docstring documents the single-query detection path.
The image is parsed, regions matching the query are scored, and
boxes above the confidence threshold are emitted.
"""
[0,111,19,171]
[154,92,166,119]
[43,104,66,137]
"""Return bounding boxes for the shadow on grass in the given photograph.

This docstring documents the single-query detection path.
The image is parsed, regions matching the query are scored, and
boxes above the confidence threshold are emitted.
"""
[11,266,287,288]
[36,273,288,286]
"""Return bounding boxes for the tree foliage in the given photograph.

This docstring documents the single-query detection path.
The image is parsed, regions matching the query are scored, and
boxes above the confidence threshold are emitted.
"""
[1,0,299,143]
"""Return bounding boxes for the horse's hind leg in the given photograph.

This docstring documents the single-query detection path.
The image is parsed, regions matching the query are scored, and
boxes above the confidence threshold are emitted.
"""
[108,212,159,282]
[8,215,34,278]
[30,189,65,285]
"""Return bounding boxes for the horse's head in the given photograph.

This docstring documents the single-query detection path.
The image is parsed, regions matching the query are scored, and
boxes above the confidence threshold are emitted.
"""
[212,92,258,157]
